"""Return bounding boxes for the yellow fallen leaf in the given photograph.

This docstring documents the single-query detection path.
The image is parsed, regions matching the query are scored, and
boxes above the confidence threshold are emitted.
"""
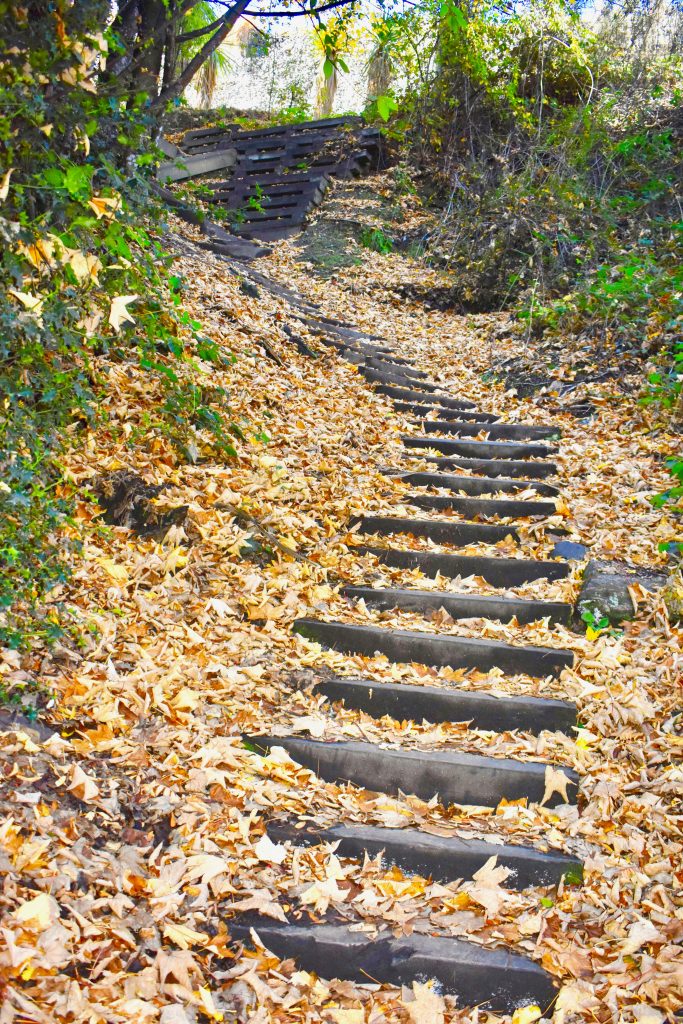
[511,1007,542,1024]
[254,833,288,864]
[8,289,44,315]
[404,981,445,1024]
[327,1011,364,1024]
[108,294,138,332]
[0,167,13,201]
[68,764,100,802]
[163,922,209,949]
[196,987,223,1021]
[96,557,129,584]
[172,687,200,711]
[15,892,58,931]
[540,765,575,806]
[88,195,121,219]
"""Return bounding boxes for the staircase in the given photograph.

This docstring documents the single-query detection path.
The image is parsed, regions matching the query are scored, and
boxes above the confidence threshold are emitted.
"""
[179,116,383,241]
[224,267,584,1015]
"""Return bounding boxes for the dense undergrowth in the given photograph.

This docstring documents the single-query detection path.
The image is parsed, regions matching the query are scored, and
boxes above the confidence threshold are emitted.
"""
[382,0,683,400]
[0,4,244,663]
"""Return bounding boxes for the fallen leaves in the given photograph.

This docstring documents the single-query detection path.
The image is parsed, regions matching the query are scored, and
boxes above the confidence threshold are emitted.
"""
[67,764,100,802]
[403,981,445,1024]
[0,171,681,1024]
[108,293,138,331]
[540,764,575,806]
[14,893,59,931]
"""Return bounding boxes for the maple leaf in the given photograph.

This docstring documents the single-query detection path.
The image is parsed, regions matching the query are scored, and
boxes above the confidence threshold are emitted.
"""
[88,195,121,219]
[108,294,138,331]
[299,876,347,914]
[403,981,445,1024]
[163,922,209,949]
[540,765,575,806]
[465,855,511,917]
[621,918,663,955]
[511,1007,541,1024]
[8,289,45,316]
[253,833,287,864]
[67,764,100,802]
[230,890,288,922]
[96,557,128,584]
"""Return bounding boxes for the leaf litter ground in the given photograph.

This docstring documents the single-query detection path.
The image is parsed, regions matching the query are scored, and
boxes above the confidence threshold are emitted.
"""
[0,178,681,1024]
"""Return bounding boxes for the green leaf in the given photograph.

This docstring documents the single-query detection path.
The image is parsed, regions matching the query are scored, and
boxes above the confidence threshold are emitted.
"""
[42,167,64,188]
[376,94,398,122]
[64,164,94,199]
[323,58,335,80]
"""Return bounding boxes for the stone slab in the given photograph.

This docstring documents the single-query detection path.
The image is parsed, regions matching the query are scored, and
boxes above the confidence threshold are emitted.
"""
[375,384,476,409]
[405,493,557,518]
[416,419,559,442]
[394,468,559,496]
[353,515,518,545]
[267,820,583,887]
[404,454,557,479]
[228,918,559,1013]
[403,435,556,460]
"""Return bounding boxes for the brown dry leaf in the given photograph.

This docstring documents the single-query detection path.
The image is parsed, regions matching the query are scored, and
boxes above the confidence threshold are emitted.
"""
[108,293,138,331]
[67,764,100,802]
[403,981,445,1024]
[540,764,575,806]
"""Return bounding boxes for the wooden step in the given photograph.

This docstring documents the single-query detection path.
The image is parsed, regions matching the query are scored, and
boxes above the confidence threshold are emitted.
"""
[294,618,574,677]
[267,820,583,887]
[249,735,579,808]
[362,544,570,585]
[342,584,572,624]
[315,675,577,734]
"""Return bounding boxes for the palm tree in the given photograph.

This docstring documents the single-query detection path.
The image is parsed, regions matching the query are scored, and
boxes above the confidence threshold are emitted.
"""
[176,1,234,106]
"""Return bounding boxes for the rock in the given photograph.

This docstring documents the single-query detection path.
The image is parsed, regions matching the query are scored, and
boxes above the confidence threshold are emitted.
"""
[577,559,667,626]
[662,567,683,624]
[552,540,588,561]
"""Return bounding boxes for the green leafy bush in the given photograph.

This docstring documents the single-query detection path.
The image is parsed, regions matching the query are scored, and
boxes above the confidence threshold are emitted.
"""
[0,4,244,656]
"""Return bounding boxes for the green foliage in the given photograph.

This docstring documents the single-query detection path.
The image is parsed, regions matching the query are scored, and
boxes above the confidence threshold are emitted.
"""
[0,4,246,666]
[651,458,683,512]
[359,226,394,254]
